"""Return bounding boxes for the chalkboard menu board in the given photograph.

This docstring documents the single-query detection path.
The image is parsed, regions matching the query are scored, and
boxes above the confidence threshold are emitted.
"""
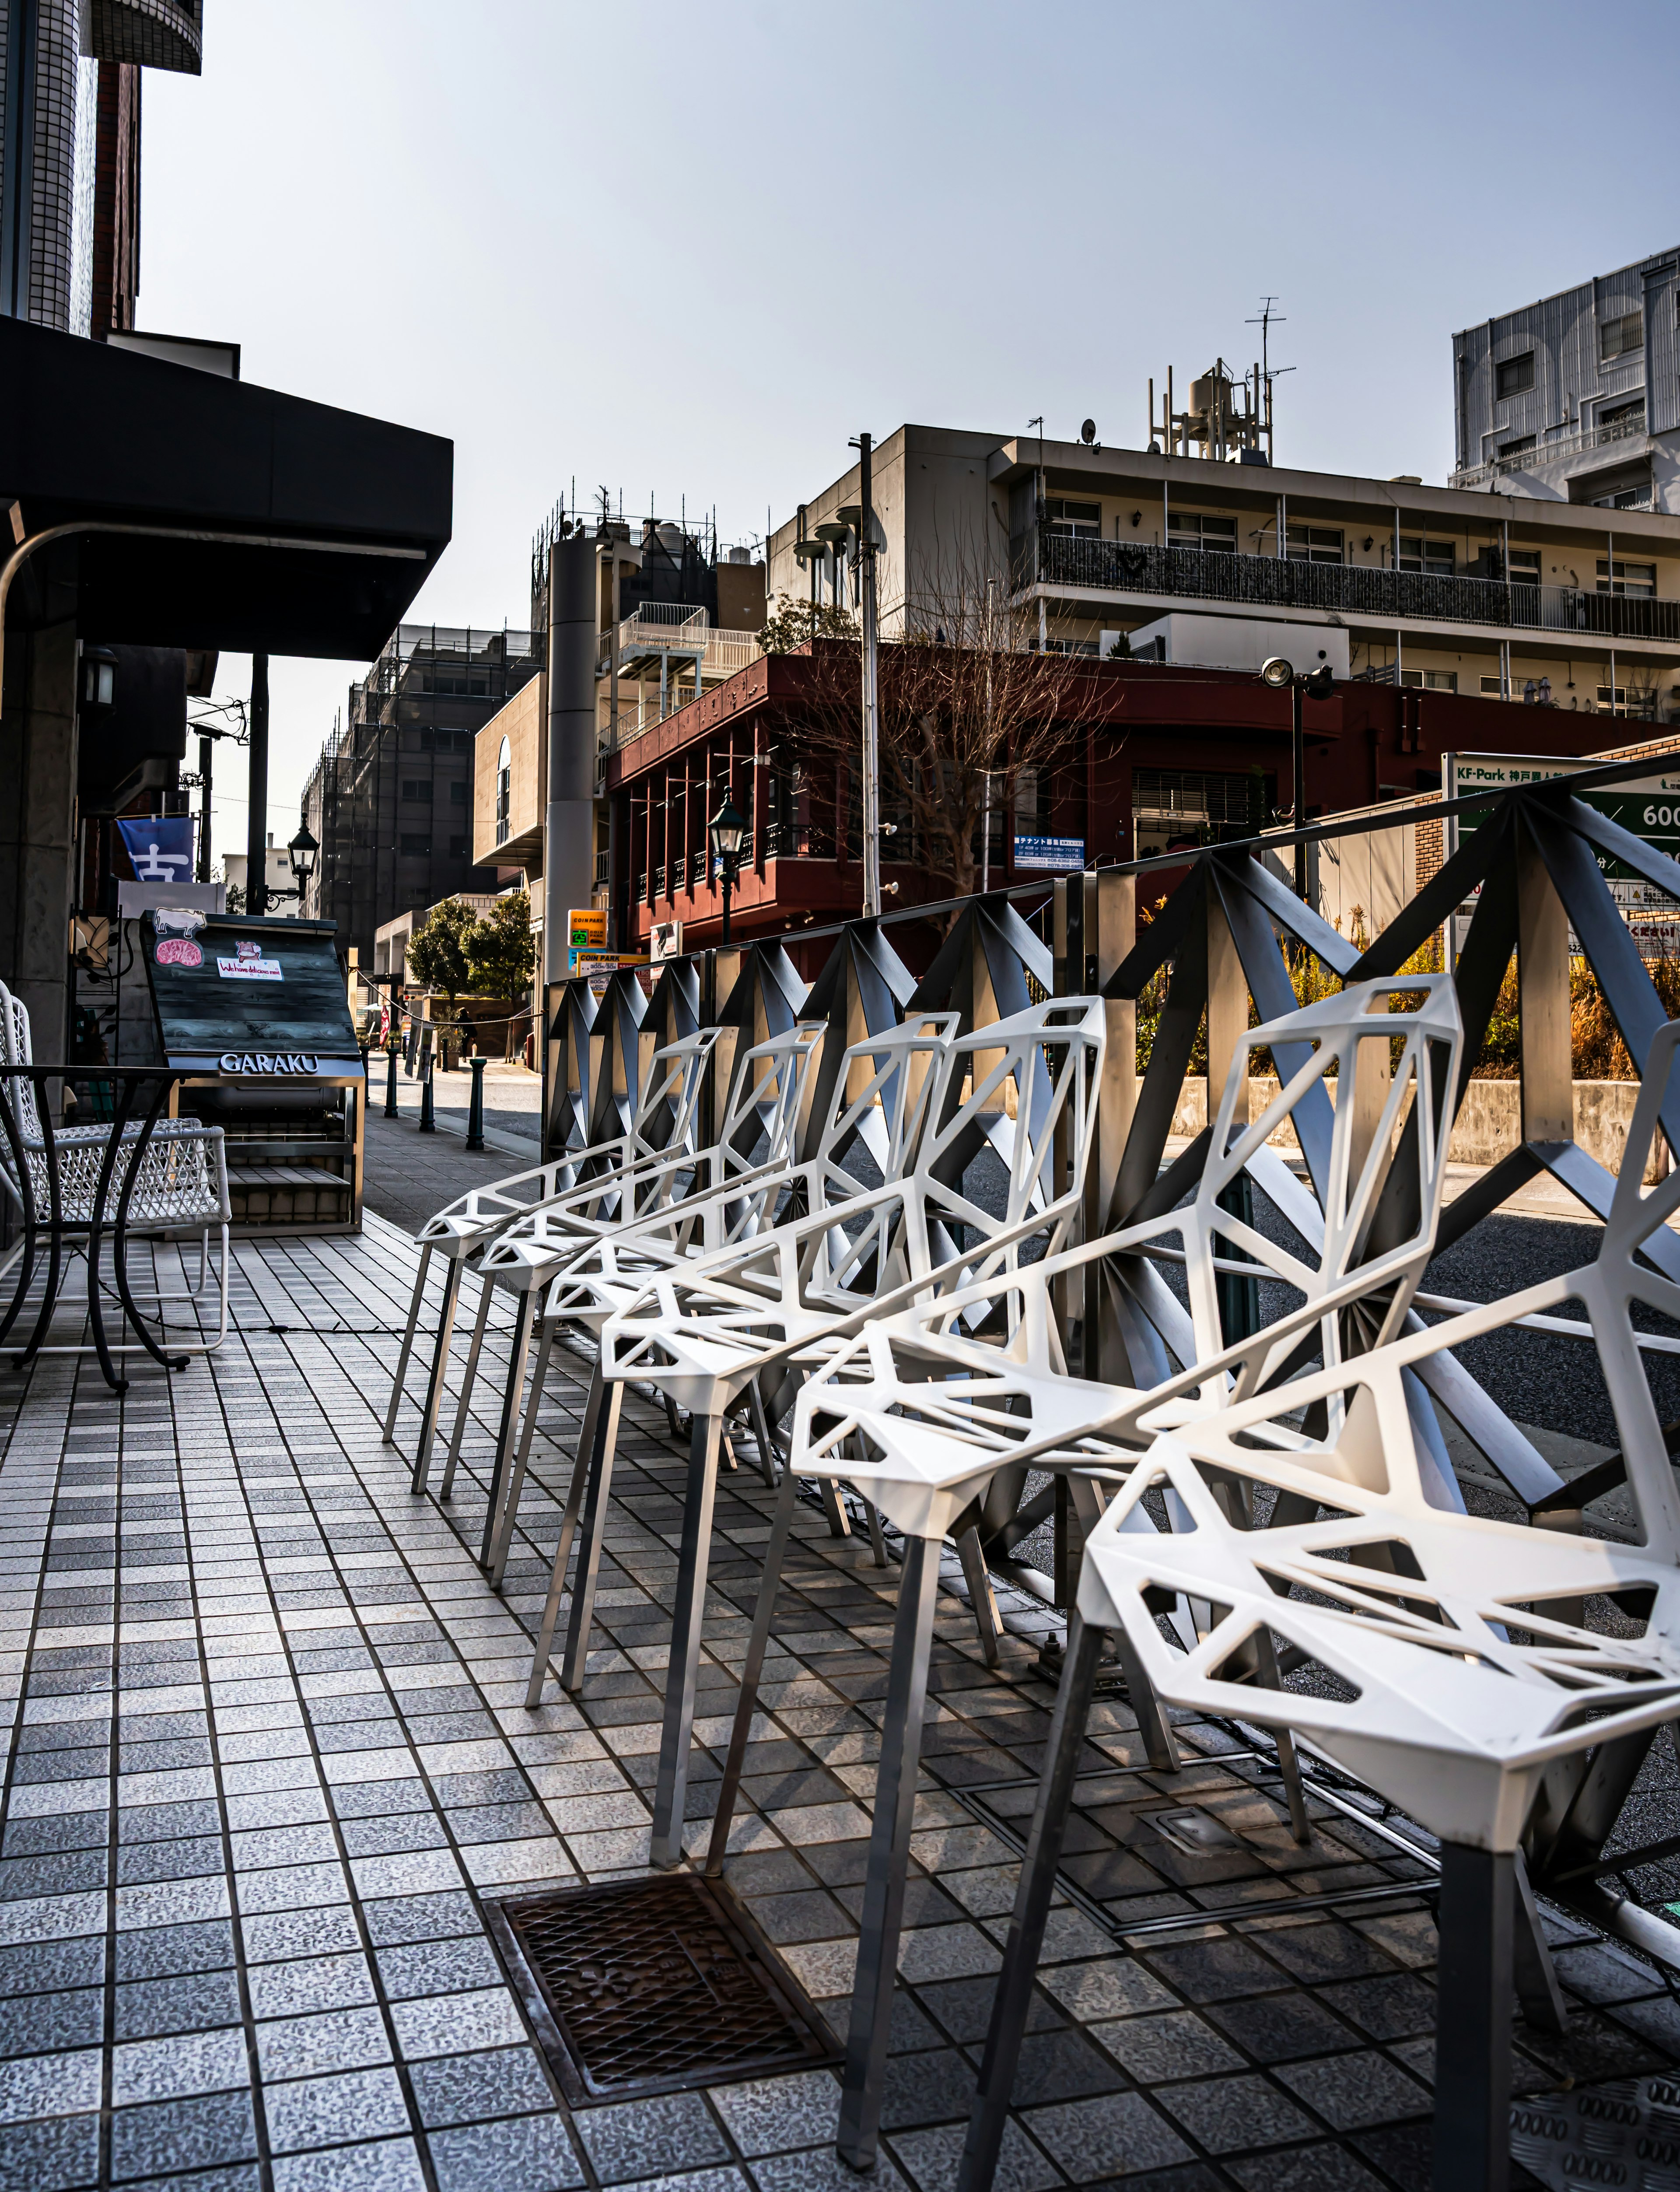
[143,914,361,1079]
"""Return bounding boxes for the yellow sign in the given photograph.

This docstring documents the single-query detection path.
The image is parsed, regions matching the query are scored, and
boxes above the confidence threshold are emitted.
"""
[569,907,607,949]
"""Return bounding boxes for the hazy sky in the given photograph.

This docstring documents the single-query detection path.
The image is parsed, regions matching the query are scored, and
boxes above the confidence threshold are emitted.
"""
[136,0,1680,850]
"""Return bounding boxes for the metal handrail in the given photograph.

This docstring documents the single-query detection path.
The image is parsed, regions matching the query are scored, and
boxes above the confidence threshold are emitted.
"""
[1032,530,1680,642]
[1451,411,1648,488]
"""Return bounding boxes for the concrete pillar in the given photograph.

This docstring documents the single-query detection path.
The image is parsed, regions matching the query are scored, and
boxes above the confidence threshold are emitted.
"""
[1517,823,1572,1145]
[0,617,78,1060]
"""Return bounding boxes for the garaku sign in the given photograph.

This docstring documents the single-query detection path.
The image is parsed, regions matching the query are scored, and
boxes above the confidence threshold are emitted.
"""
[217,1052,321,1075]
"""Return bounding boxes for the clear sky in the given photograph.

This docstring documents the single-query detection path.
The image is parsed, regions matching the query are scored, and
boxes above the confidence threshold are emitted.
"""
[135,0,1680,854]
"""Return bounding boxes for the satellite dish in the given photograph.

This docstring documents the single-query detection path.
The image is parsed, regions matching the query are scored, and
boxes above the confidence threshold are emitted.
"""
[1081,419,1096,445]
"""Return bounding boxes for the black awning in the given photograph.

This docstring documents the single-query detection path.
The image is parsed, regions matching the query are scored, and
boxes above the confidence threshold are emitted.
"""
[0,317,452,659]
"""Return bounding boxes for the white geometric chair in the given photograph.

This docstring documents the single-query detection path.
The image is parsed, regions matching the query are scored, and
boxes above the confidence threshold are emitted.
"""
[699,975,1465,2172]
[0,979,231,1362]
[382,1024,724,1479]
[960,1016,1680,2192]
[577,996,1107,1882]
[440,1020,833,1571]
[508,1010,965,1688]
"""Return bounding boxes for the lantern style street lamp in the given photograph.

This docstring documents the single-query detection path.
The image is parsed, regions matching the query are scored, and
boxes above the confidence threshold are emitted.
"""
[709,796,746,945]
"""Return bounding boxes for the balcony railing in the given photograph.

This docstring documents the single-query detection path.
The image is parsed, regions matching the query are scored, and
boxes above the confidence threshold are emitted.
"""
[1450,412,1648,489]
[1032,532,1680,643]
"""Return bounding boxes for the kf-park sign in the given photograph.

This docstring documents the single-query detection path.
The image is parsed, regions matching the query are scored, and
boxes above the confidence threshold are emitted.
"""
[1446,746,1680,959]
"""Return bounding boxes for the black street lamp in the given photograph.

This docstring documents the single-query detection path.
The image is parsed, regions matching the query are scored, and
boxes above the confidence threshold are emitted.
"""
[709,796,747,945]
[287,824,319,898]
[1260,655,1335,900]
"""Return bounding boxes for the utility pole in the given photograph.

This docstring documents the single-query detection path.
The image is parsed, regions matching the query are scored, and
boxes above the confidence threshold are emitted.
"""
[856,431,882,920]
[196,732,213,882]
[245,653,270,915]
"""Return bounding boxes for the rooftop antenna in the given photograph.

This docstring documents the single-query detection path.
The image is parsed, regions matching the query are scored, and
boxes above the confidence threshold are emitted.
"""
[1245,297,1295,462]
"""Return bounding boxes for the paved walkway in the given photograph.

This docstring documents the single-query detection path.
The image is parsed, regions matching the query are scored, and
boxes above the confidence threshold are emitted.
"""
[0,1221,1668,2192]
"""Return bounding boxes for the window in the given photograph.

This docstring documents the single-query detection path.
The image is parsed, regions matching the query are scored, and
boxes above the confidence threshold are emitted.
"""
[1401,670,1457,691]
[1598,558,1657,598]
[496,735,511,847]
[448,835,468,859]
[1131,768,1270,856]
[1498,436,1536,460]
[1397,536,1455,575]
[1286,524,1343,564]
[1596,686,1633,709]
[1043,498,1101,538]
[401,779,429,803]
[400,834,430,857]
[448,782,468,805]
[1479,677,1508,696]
[1506,551,1541,589]
[1168,512,1237,554]
[1600,310,1643,363]
[1494,351,1535,400]
[1600,399,1647,429]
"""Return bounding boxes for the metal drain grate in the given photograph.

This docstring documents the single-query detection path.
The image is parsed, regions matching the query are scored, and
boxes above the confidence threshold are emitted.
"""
[1510,2073,1680,2189]
[483,1872,841,2105]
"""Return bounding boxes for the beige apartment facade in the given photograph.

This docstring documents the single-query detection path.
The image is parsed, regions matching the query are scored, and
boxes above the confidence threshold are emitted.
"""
[769,424,1680,722]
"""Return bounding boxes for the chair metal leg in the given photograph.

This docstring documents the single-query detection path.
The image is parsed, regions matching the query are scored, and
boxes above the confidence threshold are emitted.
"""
[864,1500,888,1568]
[705,1467,801,1877]
[748,1381,780,1491]
[1512,1846,1567,2036]
[1432,1842,1513,2192]
[560,1380,625,1692]
[438,1271,494,1501]
[836,1534,944,2173]
[525,1360,609,1710]
[478,1290,536,1569]
[487,1317,556,1590]
[819,1476,851,1539]
[959,1613,1106,2192]
[957,1525,1002,1669]
[413,1254,464,1487]
[1109,1621,1180,1773]
[649,1410,723,1870]
[383,1244,433,1443]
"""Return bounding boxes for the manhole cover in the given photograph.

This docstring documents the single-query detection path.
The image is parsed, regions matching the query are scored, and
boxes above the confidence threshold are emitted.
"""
[1152,1808,1246,1857]
[1511,2073,1680,2189]
[483,1872,842,2105]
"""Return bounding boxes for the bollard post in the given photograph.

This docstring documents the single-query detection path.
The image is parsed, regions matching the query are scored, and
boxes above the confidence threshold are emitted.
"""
[384,1040,399,1118]
[466,1056,487,1151]
[418,1052,436,1133]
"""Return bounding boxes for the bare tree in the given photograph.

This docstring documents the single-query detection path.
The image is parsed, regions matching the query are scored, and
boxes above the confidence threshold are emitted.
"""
[773,533,1094,907]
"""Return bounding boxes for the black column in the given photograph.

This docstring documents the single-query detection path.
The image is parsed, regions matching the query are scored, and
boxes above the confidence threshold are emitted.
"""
[1432,1843,1512,2192]
[245,654,270,914]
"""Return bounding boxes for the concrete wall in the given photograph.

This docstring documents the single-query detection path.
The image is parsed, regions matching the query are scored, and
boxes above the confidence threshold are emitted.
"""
[1171,1074,1670,1185]
[473,673,544,869]
[0,618,79,1058]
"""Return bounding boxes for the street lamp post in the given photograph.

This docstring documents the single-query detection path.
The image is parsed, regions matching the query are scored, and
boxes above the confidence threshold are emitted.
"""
[1260,655,1335,902]
[709,796,746,946]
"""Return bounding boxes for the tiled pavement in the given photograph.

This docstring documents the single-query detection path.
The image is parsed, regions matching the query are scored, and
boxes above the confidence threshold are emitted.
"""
[0,1215,1675,2192]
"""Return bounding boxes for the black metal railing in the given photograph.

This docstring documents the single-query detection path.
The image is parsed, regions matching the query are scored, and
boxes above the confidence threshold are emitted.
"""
[1034,531,1680,642]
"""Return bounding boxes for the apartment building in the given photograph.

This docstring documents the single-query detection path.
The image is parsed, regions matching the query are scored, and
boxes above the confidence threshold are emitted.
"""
[1452,249,1680,514]
[767,421,1680,722]
[302,624,540,962]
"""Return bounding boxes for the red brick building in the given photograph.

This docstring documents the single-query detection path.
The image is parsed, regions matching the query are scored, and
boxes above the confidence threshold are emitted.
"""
[607,642,1620,964]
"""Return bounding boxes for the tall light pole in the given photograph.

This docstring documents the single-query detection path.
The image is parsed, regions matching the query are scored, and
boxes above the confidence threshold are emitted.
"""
[854,431,882,919]
[245,653,270,915]
[1261,654,1335,902]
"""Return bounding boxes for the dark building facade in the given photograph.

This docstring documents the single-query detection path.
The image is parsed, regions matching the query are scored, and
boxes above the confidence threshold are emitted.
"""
[302,625,540,962]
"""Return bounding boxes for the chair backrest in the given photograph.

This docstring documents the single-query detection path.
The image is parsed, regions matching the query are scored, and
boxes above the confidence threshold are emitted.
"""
[0,978,41,1147]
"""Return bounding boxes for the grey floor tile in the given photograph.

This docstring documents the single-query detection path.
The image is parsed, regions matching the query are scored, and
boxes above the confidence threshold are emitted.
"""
[264,2066,412,2153]
[0,1939,105,1997]
[887,2118,1059,2192]
[374,1936,503,2001]
[113,1920,235,1984]
[750,2152,907,2192]
[0,2111,102,2192]
[389,1987,526,2060]
[256,2006,393,2082]
[268,2136,427,2192]
[111,2028,249,2106]
[114,1971,244,2042]
[108,2090,259,2181]
[710,2068,840,2156]
[242,1932,376,2011]
[240,1907,364,1964]
[425,2111,584,2192]
[1023,2091,1193,2181]
[407,2045,553,2129]
[361,1891,481,1946]
[574,2093,731,2185]
[0,1988,103,2057]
